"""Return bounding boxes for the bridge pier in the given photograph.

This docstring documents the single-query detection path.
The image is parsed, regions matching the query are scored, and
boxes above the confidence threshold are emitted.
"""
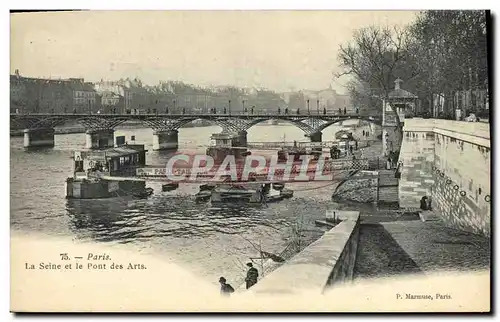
[23,128,55,148]
[85,129,114,150]
[153,130,178,151]
[305,131,322,151]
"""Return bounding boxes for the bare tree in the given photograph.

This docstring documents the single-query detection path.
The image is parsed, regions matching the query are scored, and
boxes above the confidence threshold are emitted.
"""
[334,25,420,134]
[346,79,382,117]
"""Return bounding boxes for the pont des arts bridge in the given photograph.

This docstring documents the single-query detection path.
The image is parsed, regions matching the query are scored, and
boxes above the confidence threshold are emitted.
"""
[10,112,381,150]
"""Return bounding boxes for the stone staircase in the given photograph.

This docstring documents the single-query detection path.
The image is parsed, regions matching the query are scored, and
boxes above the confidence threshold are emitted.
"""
[377,170,399,205]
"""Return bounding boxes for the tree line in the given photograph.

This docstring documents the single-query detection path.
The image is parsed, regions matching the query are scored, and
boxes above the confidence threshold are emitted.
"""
[336,10,489,129]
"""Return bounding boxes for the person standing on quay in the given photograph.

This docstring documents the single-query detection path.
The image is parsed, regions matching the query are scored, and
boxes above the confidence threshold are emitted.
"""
[245,263,259,289]
[219,277,235,297]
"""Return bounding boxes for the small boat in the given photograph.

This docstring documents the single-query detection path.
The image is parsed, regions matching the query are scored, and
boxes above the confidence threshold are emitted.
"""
[211,183,264,204]
[134,187,154,199]
[272,183,285,191]
[199,183,216,191]
[195,190,212,202]
[162,183,179,192]
[263,187,293,203]
[280,188,293,199]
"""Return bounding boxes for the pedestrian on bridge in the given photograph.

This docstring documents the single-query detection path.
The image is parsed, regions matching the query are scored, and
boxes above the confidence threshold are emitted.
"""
[224,107,227,114]
[165,106,169,114]
[338,108,341,115]
[323,107,326,115]
[278,107,281,115]
[251,106,254,114]
[244,107,248,113]
[285,107,289,115]
[245,263,259,289]
[343,107,347,115]
[182,107,186,114]
[296,108,300,115]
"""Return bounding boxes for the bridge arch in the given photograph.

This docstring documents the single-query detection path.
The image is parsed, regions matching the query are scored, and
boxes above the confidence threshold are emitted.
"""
[166,117,241,133]
[314,117,382,133]
[241,117,316,134]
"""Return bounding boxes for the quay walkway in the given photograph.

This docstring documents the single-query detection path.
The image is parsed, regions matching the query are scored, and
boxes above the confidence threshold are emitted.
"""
[245,209,490,295]
[354,211,490,280]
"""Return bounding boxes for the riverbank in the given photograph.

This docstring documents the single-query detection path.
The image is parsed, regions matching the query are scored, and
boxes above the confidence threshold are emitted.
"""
[331,140,383,204]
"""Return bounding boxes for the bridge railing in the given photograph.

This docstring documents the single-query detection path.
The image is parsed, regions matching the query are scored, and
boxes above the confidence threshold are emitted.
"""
[11,111,377,118]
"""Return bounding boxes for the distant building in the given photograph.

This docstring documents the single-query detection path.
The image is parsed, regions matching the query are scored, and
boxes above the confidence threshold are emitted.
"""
[280,86,353,114]
[94,80,130,113]
[10,71,99,113]
[10,69,26,113]
[68,78,98,113]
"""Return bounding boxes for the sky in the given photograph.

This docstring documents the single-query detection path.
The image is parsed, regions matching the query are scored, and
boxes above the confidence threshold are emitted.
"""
[10,10,419,94]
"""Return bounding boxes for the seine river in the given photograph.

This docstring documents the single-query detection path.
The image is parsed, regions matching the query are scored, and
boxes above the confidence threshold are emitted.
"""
[11,123,354,286]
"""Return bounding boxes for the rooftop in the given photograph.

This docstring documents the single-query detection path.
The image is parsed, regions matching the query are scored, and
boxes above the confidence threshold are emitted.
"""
[388,78,417,99]
[85,146,145,160]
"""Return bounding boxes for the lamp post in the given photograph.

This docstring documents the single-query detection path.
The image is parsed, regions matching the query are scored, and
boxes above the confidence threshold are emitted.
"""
[228,100,231,115]
[317,100,319,115]
[242,100,245,114]
[307,99,310,115]
[173,99,176,114]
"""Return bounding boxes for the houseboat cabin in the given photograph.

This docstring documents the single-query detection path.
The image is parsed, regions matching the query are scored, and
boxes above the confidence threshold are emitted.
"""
[73,145,147,179]
[67,137,149,199]
[206,132,250,162]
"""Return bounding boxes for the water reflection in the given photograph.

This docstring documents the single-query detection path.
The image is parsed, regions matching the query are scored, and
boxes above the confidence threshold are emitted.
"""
[65,193,295,245]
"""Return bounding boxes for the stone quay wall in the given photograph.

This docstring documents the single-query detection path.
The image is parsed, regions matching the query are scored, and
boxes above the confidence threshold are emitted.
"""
[247,211,360,295]
[398,119,490,236]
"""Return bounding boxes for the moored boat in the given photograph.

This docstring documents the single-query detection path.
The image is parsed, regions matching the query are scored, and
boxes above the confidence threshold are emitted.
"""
[195,190,212,202]
[211,183,264,204]
[280,188,293,199]
[272,183,285,191]
[199,183,217,191]
[133,187,154,199]
[162,183,179,192]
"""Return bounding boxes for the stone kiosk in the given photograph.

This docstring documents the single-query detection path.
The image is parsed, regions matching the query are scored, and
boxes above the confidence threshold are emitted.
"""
[382,78,418,157]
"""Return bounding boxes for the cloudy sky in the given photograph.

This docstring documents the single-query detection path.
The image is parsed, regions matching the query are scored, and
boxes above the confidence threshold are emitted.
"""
[10,10,419,93]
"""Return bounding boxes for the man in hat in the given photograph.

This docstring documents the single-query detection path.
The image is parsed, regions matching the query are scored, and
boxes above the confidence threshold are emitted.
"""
[245,263,259,289]
[219,277,235,296]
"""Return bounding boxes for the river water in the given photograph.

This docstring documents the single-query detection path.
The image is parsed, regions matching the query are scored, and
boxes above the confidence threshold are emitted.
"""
[10,123,356,286]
